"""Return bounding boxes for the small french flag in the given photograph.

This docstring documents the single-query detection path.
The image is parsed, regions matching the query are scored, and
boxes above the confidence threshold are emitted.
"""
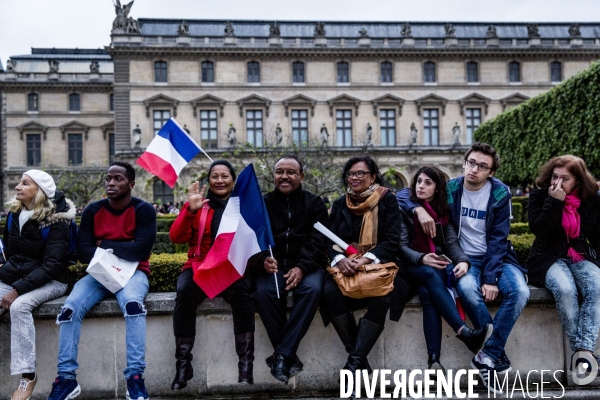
[0,237,6,262]
[136,118,202,188]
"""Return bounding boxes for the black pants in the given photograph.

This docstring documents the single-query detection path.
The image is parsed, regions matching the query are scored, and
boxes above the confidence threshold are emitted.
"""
[173,268,255,337]
[252,268,324,359]
[322,273,390,326]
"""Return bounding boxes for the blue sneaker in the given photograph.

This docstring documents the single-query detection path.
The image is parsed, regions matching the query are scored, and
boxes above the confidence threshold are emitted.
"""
[47,376,81,400]
[126,374,149,400]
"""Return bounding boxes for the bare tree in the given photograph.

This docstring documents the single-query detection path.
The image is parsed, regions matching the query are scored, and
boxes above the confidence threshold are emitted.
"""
[53,168,106,207]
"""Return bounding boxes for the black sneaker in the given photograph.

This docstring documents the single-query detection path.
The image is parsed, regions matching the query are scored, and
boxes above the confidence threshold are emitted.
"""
[47,376,81,400]
[471,355,503,394]
[495,352,513,374]
[126,374,149,400]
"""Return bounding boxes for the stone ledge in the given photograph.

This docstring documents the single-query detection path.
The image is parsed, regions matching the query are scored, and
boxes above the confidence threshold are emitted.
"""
[5,286,554,320]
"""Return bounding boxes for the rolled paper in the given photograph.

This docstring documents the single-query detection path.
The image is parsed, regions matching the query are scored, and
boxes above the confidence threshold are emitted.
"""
[314,222,359,256]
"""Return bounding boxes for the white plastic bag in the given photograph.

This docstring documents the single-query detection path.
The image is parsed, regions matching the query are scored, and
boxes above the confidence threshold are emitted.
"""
[86,248,138,293]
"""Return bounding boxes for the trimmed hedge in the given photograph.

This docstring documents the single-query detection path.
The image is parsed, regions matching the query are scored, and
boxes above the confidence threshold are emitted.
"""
[509,233,535,265]
[156,215,177,233]
[153,232,175,254]
[509,222,530,235]
[511,203,523,224]
[512,196,529,223]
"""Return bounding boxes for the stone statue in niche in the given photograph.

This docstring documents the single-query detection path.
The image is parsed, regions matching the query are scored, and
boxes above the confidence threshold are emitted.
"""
[178,20,189,35]
[224,21,235,37]
[132,124,142,147]
[275,123,283,145]
[48,60,59,73]
[410,122,418,146]
[320,124,329,146]
[6,59,16,72]
[227,125,237,146]
[269,21,280,37]
[314,22,326,37]
[90,61,100,73]
[365,123,373,147]
[452,122,461,146]
[401,24,412,37]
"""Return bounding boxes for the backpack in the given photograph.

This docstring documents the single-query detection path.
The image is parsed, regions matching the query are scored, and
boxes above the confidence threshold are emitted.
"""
[7,213,79,266]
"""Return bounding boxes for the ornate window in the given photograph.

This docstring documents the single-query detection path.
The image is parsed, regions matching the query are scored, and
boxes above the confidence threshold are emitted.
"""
[68,134,83,166]
[466,61,479,83]
[246,110,263,147]
[380,109,396,146]
[155,61,167,82]
[201,61,214,83]
[247,62,260,83]
[292,62,305,83]
[424,62,436,83]
[550,61,562,82]
[28,93,39,112]
[109,94,114,112]
[337,62,349,83]
[153,180,174,205]
[423,109,439,146]
[69,93,80,112]
[381,62,393,83]
[466,108,481,144]
[200,110,218,149]
[27,134,41,166]
[509,61,521,82]
[153,110,171,135]
[291,110,308,146]
[336,110,352,146]
[108,133,115,164]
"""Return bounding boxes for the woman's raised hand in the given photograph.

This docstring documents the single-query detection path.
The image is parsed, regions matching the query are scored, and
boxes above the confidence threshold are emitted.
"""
[188,182,209,213]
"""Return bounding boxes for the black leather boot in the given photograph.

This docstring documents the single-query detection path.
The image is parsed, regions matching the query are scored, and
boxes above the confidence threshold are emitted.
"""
[331,312,358,353]
[171,337,194,390]
[427,353,446,375]
[345,318,384,373]
[235,332,254,384]
[456,323,493,353]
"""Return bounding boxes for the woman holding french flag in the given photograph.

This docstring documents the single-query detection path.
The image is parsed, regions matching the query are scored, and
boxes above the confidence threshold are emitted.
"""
[169,160,256,390]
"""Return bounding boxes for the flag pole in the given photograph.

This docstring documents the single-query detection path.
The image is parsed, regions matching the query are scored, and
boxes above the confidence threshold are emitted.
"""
[269,245,280,299]
[200,148,214,163]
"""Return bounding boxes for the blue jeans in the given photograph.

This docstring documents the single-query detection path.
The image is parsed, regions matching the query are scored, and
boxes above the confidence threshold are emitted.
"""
[545,258,600,352]
[405,264,465,356]
[457,257,529,361]
[56,270,149,379]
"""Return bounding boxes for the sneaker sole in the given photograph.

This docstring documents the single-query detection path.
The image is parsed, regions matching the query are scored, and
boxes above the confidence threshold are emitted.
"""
[496,365,513,374]
[475,324,494,354]
[65,384,81,400]
[470,360,503,394]
[125,391,149,400]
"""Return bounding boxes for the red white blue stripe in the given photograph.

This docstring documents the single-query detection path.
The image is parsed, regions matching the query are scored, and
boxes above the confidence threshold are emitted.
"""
[194,164,274,298]
[136,118,202,188]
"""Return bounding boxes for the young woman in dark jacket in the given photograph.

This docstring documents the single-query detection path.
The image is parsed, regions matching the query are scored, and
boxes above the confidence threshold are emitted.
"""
[527,155,600,367]
[169,160,255,389]
[322,156,399,380]
[398,166,492,374]
[0,170,74,400]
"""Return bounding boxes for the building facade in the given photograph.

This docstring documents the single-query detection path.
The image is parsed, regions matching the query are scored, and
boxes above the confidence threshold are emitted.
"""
[2,15,599,206]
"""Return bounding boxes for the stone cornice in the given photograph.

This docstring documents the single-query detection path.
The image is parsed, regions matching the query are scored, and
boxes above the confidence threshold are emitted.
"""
[0,81,113,92]
[107,46,600,60]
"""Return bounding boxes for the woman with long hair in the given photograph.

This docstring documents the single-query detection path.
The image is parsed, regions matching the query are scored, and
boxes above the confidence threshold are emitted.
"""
[322,155,399,380]
[398,166,492,373]
[527,155,600,369]
[169,160,255,390]
[0,170,75,400]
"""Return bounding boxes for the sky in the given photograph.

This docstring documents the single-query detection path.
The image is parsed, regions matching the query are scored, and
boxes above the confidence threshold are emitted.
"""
[2,0,600,65]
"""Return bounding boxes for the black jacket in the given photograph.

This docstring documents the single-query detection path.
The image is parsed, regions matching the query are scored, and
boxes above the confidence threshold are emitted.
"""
[251,185,328,275]
[527,188,600,287]
[0,192,75,294]
[398,208,470,267]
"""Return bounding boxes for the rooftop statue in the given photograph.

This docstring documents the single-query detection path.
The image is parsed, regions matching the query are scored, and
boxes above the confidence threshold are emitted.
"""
[48,60,60,73]
[90,60,100,73]
[178,20,189,35]
[569,24,581,38]
[112,0,140,33]
[486,25,497,38]
[269,21,280,37]
[445,24,455,38]
[6,59,16,72]
[314,22,326,37]
[401,23,412,38]
[224,21,235,36]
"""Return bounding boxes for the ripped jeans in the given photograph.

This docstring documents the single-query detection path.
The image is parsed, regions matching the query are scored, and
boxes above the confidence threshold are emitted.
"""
[56,270,149,379]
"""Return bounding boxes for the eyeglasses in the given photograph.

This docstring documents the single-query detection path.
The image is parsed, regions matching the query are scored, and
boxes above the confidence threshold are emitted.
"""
[345,170,371,179]
[465,159,491,172]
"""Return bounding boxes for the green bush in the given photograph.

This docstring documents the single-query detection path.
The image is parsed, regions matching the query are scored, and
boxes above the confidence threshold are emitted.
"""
[509,222,530,235]
[153,232,175,254]
[511,203,522,224]
[67,253,188,293]
[512,196,529,222]
[156,216,177,232]
[509,233,535,265]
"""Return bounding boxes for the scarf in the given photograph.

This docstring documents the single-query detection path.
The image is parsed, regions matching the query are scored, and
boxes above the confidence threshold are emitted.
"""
[411,201,449,255]
[561,190,584,262]
[345,184,388,254]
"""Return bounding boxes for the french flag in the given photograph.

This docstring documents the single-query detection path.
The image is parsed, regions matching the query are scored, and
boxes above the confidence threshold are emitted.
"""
[193,164,274,299]
[136,118,201,188]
